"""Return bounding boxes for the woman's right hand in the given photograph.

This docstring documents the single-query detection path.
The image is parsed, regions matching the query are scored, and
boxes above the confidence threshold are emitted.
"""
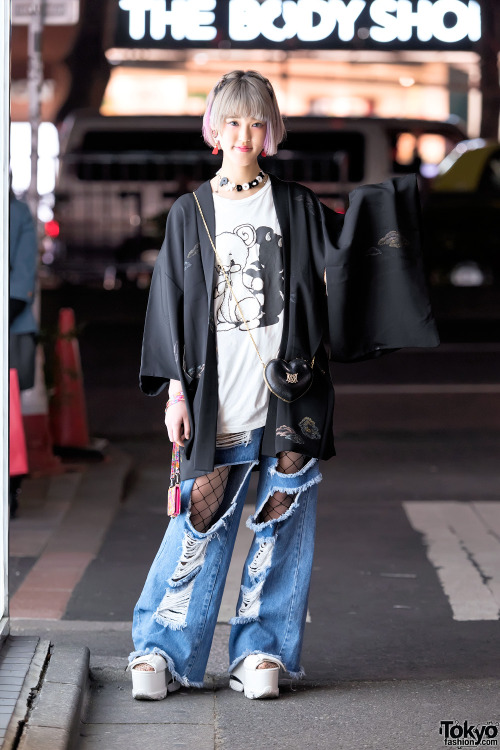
[165,396,191,447]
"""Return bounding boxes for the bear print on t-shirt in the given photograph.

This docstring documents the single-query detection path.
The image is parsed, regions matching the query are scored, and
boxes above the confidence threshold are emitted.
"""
[214,223,284,332]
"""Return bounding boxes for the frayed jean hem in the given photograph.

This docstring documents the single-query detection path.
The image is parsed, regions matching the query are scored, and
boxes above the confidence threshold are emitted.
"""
[268,455,319,479]
[228,649,306,680]
[228,615,260,626]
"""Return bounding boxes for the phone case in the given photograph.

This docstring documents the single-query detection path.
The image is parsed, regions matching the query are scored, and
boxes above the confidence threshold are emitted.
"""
[167,442,181,517]
[168,484,181,517]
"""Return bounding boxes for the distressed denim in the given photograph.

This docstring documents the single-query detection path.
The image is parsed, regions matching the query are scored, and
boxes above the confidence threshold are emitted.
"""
[129,426,322,687]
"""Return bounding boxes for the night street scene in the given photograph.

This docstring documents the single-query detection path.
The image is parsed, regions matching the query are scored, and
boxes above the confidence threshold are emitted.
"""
[2,1,500,749]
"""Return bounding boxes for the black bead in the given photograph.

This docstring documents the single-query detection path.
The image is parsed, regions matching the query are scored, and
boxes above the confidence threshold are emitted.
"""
[236,184,243,191]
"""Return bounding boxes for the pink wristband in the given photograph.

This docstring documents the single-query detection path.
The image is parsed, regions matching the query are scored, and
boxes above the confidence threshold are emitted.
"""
[166,393,185,410]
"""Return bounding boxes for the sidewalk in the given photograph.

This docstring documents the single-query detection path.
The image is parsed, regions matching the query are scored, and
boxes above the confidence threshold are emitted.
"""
[4,430,500,750]
[3,447,132,749]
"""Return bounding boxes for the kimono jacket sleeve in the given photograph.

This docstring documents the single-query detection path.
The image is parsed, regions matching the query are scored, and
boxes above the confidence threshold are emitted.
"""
[322,173,440,362]
[139,200,185,395]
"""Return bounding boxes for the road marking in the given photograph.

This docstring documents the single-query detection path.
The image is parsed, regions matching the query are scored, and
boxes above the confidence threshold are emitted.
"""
[336,384,500,395]
[403,502,500,621]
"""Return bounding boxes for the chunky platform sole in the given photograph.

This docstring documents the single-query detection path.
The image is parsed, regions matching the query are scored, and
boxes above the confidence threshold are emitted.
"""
[128,654,181,701]
[229,654,284,699]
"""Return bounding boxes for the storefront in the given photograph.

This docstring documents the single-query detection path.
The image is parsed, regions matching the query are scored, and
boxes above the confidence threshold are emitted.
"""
[8,0,485,202]
[103,0,482,141]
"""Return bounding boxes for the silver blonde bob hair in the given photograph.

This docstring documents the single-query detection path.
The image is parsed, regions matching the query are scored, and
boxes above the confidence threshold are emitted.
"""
[202,70,286,156]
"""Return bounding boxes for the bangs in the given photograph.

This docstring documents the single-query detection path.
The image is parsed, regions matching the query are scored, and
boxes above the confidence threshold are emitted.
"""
[214,82,268,126]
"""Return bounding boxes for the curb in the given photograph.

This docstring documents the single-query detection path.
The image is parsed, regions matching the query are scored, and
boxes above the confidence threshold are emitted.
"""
[2,637,49,749]
[16,645,90,750]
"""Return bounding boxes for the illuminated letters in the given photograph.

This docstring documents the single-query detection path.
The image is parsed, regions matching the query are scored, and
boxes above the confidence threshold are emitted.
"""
[117,0,482,45]
[431,0,480,43]
[334,0,366,42]
[118,0,217,41]
[369,0,481,44]
[228,0,366,43]
[295,0,336,43]
[118,0,153,40]
[260,0,293,43]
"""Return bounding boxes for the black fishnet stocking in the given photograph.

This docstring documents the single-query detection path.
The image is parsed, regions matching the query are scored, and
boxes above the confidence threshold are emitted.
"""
[189,466,230,532]
[276,451,306,474]
[256,452,306,523]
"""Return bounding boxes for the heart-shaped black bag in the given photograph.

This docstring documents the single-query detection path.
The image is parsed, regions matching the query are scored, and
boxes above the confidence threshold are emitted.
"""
[193,192,315,403]
[264,358,314,403]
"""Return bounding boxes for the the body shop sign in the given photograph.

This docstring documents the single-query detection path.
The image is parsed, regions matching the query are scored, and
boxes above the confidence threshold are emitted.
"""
[114,0,481,50]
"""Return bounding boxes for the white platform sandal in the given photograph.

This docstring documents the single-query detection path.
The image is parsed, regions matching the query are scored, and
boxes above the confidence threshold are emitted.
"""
[127,654,181,700]
[229,654,285,699]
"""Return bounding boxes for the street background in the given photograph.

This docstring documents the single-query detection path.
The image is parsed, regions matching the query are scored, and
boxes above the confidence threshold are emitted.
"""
[6,0,500,746]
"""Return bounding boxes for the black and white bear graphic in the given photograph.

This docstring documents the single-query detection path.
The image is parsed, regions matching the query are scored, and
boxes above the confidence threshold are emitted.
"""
[246,225,284,328]
[214,223,284,332]
[214,228,261,331]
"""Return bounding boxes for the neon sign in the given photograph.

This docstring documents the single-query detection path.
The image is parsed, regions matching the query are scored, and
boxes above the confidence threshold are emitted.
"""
[115,0,481,48]
[118,0,217,41]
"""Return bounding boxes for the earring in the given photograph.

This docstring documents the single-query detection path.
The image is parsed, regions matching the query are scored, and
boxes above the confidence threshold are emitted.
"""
[260,149,267,157]
[212,143,219,155]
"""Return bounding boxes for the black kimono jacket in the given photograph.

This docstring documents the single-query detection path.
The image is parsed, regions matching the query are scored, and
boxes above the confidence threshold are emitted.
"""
[140,172,439,480]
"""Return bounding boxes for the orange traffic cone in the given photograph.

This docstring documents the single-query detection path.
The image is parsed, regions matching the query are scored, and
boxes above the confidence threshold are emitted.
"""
[21,343,63,476]
[49,307,90,449]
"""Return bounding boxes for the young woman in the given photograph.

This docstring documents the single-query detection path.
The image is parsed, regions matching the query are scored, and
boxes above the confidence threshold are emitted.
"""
[127,70,439,700]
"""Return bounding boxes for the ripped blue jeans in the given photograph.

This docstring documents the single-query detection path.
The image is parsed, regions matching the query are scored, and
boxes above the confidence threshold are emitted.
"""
[129,426,322,687]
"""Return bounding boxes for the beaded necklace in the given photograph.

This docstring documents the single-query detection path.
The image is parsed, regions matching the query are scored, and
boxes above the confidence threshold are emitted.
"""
[216,169,266,193]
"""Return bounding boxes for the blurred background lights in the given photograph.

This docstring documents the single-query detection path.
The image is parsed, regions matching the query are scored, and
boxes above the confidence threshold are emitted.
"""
[399,76,415,87]
[101,69,187,114]
[450,262,485,287]
[10,121,59,197]
[193,52,209,65]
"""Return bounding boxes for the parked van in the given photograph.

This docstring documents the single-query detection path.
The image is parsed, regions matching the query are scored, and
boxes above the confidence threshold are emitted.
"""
[47,111,465,287]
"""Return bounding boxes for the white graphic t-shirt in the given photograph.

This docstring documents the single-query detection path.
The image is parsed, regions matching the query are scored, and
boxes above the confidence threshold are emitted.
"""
[213,178,284,433]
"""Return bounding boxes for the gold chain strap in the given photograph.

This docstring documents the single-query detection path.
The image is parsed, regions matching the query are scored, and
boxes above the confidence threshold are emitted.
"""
[193,191,314,370]
[193,191,267,369]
